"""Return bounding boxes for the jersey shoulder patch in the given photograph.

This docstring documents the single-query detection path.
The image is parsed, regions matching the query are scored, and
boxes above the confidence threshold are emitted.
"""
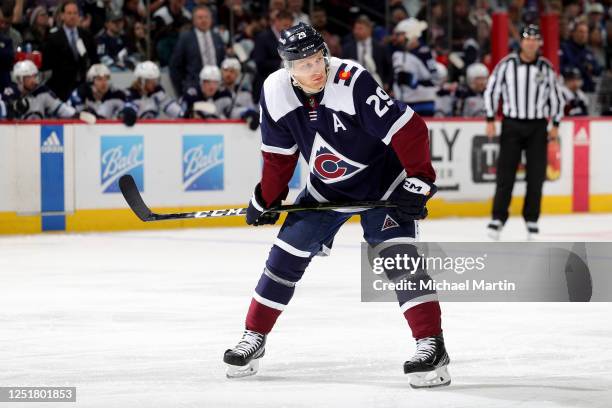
[320,58,365,115]
[262,68,301,122]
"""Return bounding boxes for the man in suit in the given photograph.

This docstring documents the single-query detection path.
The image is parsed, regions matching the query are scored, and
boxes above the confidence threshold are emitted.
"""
[169,5,225,95]
[251,9,293,104]
[342,15,391,90]
[42,0,98,101]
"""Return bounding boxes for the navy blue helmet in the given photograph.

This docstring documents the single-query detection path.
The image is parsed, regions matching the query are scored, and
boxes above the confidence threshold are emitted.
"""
[277,22,327,61]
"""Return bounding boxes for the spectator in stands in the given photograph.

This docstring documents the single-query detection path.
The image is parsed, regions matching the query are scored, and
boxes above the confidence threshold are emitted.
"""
[561,67,589,116]
[82,0,113,37]
[42,0,98,101]
[69,63,126,119]
[0,4,22,49]
[268,0,286,14]
[181,65,228,118]
[288,0,309,25]
[3,60,76,119]
[218,0,252,39]
[96,9,128,70]
[454,62,489,117]
[0,94,6,119]
[122,61,183,126]
[21,6,50,51]
[251,9,293,103]
[392,18,439,116]
[586,2,606,45]
[0,11,15,90]
[122,0,146,27]
[445,0,476,52]
[589,25,607,70]
[152,0,192,66]
[310,7,341,57]
[560,19,603,93]
[169,5,225,95]
[342,14,391,90]
[125,20,147,67]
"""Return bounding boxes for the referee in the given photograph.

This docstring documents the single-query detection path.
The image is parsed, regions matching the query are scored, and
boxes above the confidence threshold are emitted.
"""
[484,24,564,240]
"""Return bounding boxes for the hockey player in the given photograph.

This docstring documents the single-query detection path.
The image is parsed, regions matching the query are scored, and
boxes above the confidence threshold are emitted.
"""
[391,18,439,117]
[181,65,229,119]
[3,60,76,120]
[69,64,126,119]
[433,62,456,117]
[122,61,183,126]
[223,23,450,388]
[219,58,259,129]
[454,63,489,117]
[561,68,589,116]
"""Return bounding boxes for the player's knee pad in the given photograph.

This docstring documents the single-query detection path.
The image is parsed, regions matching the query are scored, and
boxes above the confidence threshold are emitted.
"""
[265,244,312,284]
[370,243,436,304]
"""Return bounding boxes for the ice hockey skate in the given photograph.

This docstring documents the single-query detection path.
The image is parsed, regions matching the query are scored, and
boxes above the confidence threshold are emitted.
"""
[487,219,503,240]
[223,329,266,378]
[404,335,451,388]
[526,221,539,240]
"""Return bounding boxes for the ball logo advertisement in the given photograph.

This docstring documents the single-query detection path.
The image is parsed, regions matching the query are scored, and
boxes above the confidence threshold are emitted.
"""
[182,135,224,191]
[100,136,144,193]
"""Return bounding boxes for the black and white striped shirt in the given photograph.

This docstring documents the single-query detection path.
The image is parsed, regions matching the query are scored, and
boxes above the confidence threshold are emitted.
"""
[484,53,564,126]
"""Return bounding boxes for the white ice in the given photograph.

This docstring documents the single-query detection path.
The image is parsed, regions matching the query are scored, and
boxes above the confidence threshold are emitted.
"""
[1,214,612,408]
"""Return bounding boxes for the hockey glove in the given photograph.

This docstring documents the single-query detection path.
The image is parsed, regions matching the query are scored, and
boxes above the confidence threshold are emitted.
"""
[13,98,30,116]
[241,109,260,131]
[390,177,437,222]
[122,107,137,127]
[246,183,285,226]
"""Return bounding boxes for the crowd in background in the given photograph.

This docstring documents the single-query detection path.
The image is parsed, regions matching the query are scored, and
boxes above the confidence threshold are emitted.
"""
[0,0,611,123]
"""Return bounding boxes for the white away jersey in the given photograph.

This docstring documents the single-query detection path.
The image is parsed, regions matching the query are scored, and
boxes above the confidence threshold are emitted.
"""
[259,57,415,202]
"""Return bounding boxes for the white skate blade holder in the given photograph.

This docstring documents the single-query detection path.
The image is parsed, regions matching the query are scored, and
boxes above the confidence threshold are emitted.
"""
[226,357,261,379]
[409,365,451,389]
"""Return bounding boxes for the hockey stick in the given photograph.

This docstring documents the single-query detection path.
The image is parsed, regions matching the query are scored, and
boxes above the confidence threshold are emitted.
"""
[118,174,397,222]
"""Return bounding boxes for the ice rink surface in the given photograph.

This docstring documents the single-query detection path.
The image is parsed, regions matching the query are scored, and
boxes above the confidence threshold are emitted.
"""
[1,214,612,408]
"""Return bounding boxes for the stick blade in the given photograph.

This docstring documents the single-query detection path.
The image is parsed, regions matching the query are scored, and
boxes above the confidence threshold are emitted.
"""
[119,175,153,221]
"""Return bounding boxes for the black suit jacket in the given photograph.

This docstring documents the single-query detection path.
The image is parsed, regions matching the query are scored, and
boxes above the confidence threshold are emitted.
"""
[251,28,283,104]
[342,36,391,89]
[42,26,98,101]
[169,29,226,95]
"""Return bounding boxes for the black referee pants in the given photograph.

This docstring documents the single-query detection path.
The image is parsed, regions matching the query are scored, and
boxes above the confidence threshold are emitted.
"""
[492,118,548,224]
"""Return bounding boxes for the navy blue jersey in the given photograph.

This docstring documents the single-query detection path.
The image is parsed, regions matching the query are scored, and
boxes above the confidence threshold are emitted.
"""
[259,57,420,203]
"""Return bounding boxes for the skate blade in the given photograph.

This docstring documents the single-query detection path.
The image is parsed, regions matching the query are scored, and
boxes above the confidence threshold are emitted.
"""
[409,365,451,389]
[226,358,261,379]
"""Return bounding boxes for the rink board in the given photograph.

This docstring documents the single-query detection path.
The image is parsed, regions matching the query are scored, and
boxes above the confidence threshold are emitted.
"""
[0,118,611,234]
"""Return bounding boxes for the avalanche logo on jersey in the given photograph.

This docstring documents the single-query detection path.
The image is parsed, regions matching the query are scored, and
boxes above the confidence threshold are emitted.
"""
[182,135,224,191]
[381,214,400,231]
[309,133,367,184]
[100,135,144,193]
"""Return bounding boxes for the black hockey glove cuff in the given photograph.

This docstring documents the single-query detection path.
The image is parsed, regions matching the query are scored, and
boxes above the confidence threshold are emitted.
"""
[390,177,437,222]
[246,183,282,226]
[122,107,137,127]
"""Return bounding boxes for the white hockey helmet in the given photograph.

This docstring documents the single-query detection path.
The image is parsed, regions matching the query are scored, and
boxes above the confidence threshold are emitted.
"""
[221,58,241,74]
[12,60,39,83]
[87,63,111,82]
[466,63,490,84]
[394,18,428,40]
[200,65,221,82]
[134,61,160,80]
[435,62,448,82]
